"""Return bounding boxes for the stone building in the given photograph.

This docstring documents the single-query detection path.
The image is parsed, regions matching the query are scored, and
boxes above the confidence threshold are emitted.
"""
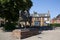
[30,11,50,26]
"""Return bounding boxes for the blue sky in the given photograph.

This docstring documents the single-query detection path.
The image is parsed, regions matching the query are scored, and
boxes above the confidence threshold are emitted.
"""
[30,0,60,19]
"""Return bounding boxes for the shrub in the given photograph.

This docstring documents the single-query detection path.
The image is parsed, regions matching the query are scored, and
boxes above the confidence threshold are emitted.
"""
[50,23,60,27]
[4,22,16,31]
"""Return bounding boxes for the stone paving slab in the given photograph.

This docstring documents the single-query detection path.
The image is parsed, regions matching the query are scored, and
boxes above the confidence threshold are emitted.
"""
[0,29,60,40]
[22,30,60,40]
[0,31,21,40]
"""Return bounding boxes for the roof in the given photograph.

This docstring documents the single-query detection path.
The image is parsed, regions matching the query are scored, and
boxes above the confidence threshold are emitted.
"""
[56,14,60,18]
[52,14,60,20]
[30,13,50,18]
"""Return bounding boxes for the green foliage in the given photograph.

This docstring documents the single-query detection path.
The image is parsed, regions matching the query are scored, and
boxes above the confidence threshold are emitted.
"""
[0,0,33,21]
[0,0,33,30]
[50,23,60,27]
[4,22,16,31]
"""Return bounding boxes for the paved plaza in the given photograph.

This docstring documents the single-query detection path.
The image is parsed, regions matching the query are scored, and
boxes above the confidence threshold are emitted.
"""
[0,28,60,40]
[22,29,60,40]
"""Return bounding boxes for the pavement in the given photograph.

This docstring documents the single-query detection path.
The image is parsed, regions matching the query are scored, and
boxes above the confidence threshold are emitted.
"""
[0,28,60,40]
[22,29,60,40]
[0,29,20,40]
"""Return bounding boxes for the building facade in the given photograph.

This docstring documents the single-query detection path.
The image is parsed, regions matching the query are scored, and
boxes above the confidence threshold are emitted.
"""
[51,14,60,24]
[31,11,50,26]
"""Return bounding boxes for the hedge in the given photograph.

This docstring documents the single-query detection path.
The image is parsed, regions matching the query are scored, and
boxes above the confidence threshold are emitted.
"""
[50,23,60,27]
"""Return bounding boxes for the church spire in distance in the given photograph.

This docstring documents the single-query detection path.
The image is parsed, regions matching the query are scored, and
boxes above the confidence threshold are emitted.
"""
[48,10,50,14]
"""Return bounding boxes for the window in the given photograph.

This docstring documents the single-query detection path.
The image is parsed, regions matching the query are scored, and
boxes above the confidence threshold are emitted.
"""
[35,18,39,20]
[44,18,47,21]
[34,21,40,26]
[45,14,47,16]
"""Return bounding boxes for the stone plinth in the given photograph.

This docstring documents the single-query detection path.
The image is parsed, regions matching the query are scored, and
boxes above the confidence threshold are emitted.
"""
[12,28,39,39]
[12,29,21,39]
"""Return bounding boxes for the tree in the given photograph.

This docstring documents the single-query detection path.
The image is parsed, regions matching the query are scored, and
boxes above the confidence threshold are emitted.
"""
[0,0,33,30]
